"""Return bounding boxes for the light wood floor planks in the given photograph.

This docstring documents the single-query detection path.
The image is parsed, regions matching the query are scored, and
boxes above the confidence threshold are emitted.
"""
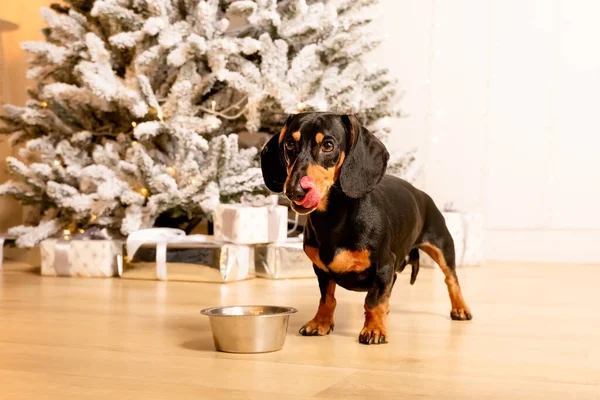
[1,261,599,399]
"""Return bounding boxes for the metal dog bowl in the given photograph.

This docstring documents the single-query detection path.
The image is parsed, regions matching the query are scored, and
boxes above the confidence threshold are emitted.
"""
[201,305,298,353]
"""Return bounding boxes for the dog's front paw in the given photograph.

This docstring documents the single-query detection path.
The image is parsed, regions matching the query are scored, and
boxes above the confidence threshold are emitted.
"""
[450,307,473,321]
[299,319,334,336]
[358,323,388,345]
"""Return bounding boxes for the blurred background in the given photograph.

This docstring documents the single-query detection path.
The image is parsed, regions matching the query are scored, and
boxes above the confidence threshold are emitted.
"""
[1,0,599,264]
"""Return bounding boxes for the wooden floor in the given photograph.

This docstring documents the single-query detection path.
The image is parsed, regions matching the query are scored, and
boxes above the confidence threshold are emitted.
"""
[1,261,599,399]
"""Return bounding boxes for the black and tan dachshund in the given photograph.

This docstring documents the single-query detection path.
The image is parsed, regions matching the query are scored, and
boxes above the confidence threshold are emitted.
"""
[260,112,472,345]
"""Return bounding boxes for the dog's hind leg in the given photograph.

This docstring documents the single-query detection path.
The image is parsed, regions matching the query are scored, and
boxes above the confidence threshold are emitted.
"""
[419,235,472,321]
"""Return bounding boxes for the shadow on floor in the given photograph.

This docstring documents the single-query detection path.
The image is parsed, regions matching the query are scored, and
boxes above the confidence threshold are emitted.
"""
[180,336,216,352]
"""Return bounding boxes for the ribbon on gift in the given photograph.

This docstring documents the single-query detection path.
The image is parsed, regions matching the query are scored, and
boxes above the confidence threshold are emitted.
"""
[126,228,225,280]
[53,239,71,276]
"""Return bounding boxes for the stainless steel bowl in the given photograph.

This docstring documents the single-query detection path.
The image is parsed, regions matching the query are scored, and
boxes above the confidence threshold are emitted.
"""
[200,305,298,353]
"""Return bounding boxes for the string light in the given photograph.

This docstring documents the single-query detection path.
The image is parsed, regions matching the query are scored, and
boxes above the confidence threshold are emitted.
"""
[166,166,175,175]
[132,141,138,146]
[157,110,164,121]
[211,101,216,112]
[90,214,97,222]
[63,229,71,236]
[78,228,85,234]
[40,101,48,108]
[191,178,197,184]
[53,159,61,166]
[131,122,137,128]
[140,188,149,197]
[296,102,305,111]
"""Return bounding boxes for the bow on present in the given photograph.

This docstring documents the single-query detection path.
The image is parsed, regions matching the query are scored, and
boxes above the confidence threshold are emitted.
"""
[125,228,225,280]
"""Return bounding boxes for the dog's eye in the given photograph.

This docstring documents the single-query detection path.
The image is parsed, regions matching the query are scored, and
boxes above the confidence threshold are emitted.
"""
[284,141,295,152]
[322,140,334,153]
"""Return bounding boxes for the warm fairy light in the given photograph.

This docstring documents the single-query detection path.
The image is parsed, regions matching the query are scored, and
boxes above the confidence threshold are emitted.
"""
[140,188,149,197]
[132,141,138,146]
[157,110,164,121]
[166,166,175,175]
[90,214,97,222]
[131,122,137,128]
[296,102,305,111]
[53,159,61,166]
[40,101,48,108]
[78,228,85,234]
[191,177,198,184]
[63,229,71,236]
[211,100,216,111]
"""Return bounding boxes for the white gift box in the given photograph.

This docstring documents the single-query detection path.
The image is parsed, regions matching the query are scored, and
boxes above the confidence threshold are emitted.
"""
[40,239,122,277]
[122,228,255,283]
[214,202,288,244]
[420,211,485,268]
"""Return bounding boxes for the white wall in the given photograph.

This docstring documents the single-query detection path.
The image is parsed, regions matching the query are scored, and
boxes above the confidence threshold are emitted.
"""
[371,0,600,263]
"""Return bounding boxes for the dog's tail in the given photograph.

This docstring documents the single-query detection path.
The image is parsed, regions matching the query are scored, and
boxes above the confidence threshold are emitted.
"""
[398,248,420,284]
[408,248,420,285]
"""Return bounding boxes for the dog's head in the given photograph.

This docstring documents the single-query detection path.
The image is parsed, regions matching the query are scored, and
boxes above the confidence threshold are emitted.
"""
[260,112,389,215]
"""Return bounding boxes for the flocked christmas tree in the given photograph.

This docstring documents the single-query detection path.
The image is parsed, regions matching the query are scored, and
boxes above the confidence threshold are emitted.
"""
[0,0,417,247]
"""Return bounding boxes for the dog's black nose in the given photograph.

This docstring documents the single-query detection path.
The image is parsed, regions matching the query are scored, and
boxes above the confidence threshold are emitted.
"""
[288,185,308,202]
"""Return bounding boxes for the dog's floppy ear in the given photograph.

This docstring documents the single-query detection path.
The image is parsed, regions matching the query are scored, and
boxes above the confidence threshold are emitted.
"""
[260,115,293,193]
[339,114,389,198]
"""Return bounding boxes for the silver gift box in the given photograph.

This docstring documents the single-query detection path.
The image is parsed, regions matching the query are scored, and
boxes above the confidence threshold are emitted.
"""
[121,241,255,283]
[254,239,314,279]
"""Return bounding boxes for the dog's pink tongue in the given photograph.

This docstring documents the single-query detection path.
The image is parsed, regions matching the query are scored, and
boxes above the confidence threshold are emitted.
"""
[296,176,320,209]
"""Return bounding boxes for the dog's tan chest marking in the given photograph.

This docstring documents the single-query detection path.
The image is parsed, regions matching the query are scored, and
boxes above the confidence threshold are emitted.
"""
[304,246,371,274]
[329,249,371,273]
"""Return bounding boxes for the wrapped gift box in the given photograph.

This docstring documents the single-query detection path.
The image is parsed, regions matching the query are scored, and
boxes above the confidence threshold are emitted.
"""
[213,201,288,244]
[122,228,254,283]
[40,239,122,277]
[420,211,484,268]
[255,238,314,279]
